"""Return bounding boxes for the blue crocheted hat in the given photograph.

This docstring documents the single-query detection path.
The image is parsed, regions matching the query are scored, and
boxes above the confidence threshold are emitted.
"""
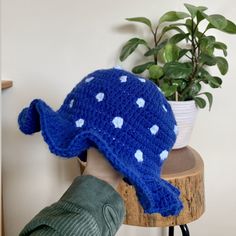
[18,67,183,216]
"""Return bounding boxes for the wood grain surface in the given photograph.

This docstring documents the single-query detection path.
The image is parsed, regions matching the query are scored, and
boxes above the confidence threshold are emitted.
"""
[1,80,13,90]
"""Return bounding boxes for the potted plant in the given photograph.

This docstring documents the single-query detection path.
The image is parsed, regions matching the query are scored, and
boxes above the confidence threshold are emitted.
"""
[119,3,236,148]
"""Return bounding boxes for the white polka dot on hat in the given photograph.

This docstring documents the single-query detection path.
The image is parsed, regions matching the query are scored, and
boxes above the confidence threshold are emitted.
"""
[17,67,183,217]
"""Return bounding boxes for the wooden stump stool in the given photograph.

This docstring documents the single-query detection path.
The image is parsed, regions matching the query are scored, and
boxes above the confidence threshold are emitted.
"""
[117,146,205,235]
[79,146,205,236]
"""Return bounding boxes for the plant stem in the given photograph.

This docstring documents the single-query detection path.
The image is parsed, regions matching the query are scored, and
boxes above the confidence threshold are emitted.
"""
[185,54,192,60]
[199,27,208,40]
[152,25,159,64]
[181,80,195,100]
[175,91,179,101]
[181,18,201,100]
[156,31,165,45]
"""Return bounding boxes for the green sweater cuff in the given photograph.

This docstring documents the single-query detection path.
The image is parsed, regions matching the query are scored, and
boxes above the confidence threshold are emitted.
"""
[60,175,125,233]
[20,175,125,236]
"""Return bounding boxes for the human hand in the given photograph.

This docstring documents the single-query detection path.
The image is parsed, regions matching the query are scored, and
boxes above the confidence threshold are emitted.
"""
[82,147,123,189]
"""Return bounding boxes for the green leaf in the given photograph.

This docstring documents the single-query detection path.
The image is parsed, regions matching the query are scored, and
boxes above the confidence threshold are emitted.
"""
[163,62,192,79]
[200,92,213,111]
[216,57,228,75]
[194,97,206,109]
[200,36,216,56]
[185,19,197,33]
[169,33,189,44]
[144,40,167,56]
[178,49,190,59]
[184,3,208,18]
[207,76,222,88]
[126,17,152,29]
[163,43,180,62]
[158,48,166,64]
[198,6,208,12]
[159,11,190,23]
[214,42,227,56]
[174,80,187,90]
[162,24,185,34]
[149,65,164,79]
[189,83,202,97]
[210,76,222,88]
[198,67,210,79]
[200,53,216,66]
[206,14,228,30]
[120,38,148,61]
[197,10,207,23]
[132,62,155,74]
[160,83,178,97]
[198,69,222,90]
[221,20,236,34]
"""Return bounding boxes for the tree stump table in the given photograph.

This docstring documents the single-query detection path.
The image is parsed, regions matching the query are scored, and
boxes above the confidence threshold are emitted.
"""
[117,146,205,236]
[79,146,205,236]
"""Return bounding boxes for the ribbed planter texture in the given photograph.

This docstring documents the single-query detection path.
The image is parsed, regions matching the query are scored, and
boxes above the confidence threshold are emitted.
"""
[169,100,198,149]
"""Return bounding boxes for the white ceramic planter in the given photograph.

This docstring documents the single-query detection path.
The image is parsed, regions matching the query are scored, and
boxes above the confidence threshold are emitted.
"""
[168,100,198,149]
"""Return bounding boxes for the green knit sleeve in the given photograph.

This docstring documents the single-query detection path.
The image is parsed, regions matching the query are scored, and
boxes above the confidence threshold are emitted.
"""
[19,175,125,236]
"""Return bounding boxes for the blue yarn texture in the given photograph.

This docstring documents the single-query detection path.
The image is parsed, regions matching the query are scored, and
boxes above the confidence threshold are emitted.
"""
[18,68,183,216]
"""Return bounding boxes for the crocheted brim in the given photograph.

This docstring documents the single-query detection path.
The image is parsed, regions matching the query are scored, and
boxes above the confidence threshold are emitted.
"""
[18,99,89,156]
[137,178,183,216]
[18,99,183,216]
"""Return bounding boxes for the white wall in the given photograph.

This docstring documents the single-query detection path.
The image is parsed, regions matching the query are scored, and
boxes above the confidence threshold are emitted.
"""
[2,0,236,235]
